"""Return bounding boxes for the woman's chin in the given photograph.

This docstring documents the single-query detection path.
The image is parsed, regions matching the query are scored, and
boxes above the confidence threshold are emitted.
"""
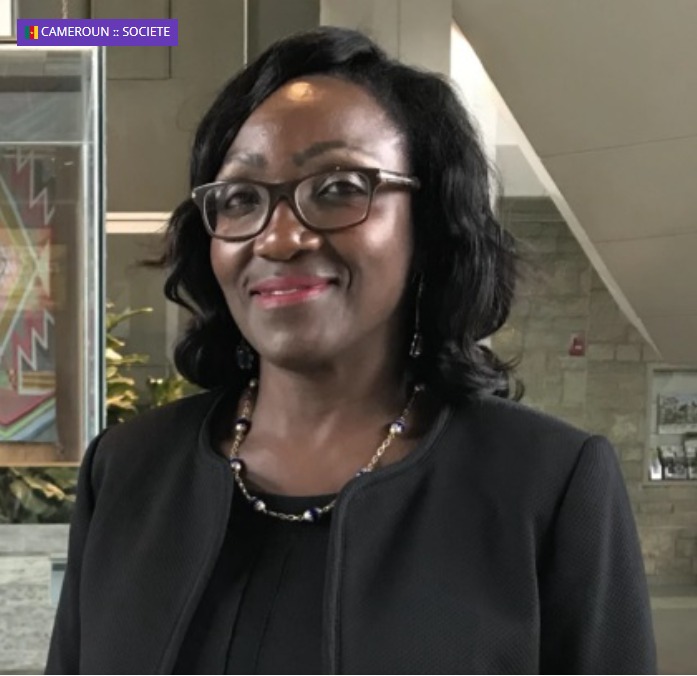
[256,342,340,374]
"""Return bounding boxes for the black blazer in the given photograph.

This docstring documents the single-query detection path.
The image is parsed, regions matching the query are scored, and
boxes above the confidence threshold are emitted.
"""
[46,387,657,674]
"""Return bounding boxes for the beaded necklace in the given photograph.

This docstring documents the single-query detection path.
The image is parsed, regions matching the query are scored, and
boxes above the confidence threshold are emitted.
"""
[228,379,424,523]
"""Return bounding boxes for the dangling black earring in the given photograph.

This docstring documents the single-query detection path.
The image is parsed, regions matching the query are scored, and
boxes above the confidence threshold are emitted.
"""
[236,338,255,371]
[409,276,424,359]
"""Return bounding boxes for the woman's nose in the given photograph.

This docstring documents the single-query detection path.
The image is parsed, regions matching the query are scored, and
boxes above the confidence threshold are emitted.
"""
[252,198,323,260]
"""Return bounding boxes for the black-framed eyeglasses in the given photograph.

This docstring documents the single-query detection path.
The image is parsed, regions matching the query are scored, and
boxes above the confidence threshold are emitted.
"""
[190,167,420,242]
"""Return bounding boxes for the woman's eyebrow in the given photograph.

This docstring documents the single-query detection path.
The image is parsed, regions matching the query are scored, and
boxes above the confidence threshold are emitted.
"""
[220,141,378,173]
[293,140,348,165]
[293,140,377,166]
[220,150,267,170]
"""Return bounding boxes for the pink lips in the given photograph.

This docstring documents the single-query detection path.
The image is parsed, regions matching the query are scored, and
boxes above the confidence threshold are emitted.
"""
[249,275,335,309]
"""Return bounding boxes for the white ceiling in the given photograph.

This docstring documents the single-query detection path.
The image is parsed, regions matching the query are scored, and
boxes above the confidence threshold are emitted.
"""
[454,0,697,365]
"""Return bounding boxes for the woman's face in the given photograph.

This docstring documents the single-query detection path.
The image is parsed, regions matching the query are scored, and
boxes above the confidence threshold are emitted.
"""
[210,75,414,371]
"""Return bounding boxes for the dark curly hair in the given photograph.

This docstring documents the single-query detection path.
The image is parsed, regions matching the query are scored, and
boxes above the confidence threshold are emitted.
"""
[155,26,519,403]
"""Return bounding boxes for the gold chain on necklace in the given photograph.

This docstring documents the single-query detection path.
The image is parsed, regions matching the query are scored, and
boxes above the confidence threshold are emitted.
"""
[227,379,424,523]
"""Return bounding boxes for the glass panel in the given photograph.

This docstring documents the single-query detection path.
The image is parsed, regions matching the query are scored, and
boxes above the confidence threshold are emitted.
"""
[0,47,104,464]
[106,231,192,424]
[0,49,87,142]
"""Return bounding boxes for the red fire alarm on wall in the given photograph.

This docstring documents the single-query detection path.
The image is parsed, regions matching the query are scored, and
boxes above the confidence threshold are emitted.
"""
[568,332,586,357]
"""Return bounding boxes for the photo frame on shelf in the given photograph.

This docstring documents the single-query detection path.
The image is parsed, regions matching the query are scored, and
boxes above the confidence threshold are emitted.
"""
[657,445,688,480]
[657,393,697,434]
[685,436,697,480]
[648,453,663,481]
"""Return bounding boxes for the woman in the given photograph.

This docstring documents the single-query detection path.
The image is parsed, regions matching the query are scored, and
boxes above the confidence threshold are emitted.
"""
[47,27,656,675]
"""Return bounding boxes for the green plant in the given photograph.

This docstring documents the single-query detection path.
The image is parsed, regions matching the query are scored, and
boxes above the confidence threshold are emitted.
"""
[146,371,188,408]
[106,302,193,415]
[0,301,192,524]
[0,467,77,524]
[106,302,152,425]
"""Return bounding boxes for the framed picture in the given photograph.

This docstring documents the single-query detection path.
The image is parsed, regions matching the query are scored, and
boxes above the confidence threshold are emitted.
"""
[648,453,663,481]
[684,437,697,480]
[0,46,105,464]
[648,366,697,481]
[0,148,60,445]
[658,445,688,480]
[658,393,697,434]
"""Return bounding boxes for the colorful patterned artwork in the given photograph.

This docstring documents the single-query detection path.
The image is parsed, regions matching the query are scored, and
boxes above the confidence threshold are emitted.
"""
[0,148,57,442]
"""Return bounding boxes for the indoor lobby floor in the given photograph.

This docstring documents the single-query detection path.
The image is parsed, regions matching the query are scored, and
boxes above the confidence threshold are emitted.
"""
[652,587,697,674]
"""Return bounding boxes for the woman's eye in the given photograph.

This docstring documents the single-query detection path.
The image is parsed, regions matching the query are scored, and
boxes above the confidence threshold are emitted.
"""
[220,186,261,211]
[316,175,368,199]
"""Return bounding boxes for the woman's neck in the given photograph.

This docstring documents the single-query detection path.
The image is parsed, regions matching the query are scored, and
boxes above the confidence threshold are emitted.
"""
[250,357,410,441]
[227,361,427,496]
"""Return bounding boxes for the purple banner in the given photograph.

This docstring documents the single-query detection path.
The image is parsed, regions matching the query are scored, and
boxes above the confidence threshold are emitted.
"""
[16,19,178,46]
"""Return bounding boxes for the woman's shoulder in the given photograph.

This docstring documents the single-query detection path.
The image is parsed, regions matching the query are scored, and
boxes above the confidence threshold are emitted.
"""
[77,389,233,518]
[466,394,590,445]
[91,388,227,470]
[103,388,225,441]
[436,394,623,523]
[444,393,611,478]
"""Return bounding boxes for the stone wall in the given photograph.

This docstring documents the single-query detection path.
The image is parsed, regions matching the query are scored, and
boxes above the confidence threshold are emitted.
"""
[493,197,697,587]
[0,525,68,674]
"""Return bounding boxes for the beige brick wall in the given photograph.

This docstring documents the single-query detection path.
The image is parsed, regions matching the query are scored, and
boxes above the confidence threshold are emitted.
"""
[493,197,697,586]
